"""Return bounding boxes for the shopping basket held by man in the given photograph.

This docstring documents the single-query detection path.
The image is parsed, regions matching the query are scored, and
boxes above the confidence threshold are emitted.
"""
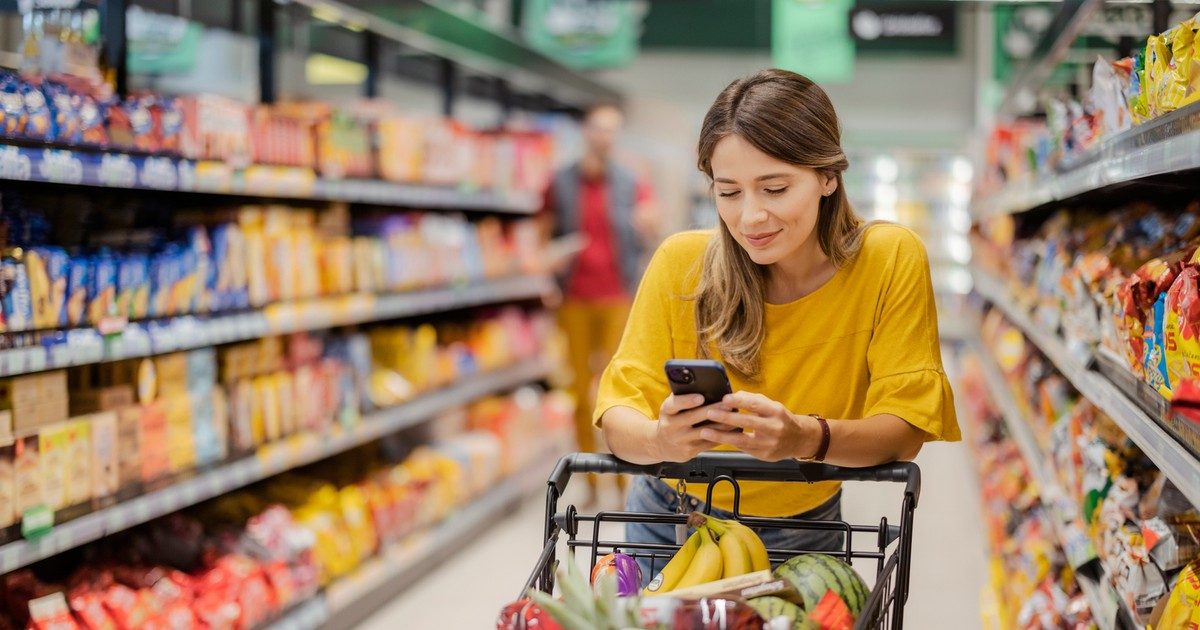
[593,69,961,581]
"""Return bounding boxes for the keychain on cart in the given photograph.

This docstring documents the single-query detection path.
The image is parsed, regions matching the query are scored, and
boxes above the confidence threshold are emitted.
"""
[674,478,689,544]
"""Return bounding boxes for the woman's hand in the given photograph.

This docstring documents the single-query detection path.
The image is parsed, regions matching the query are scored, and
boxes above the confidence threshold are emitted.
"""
[698,392,819,462]
[653,394,725,463]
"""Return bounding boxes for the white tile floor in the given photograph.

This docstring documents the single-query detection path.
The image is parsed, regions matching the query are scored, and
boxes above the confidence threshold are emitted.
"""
[358,441,986,629]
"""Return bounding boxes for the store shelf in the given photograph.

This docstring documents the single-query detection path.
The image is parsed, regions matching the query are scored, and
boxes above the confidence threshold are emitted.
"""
[267,441,564,630]
[0,143,540,213]
[970,337,1132,630]
[0,358,552,574]
[972,268,1200,510]
[0,275,554,378]
[973,101,1200,218]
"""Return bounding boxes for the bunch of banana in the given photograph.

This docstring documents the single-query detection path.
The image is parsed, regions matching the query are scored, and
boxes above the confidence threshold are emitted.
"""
[643,512,770,596]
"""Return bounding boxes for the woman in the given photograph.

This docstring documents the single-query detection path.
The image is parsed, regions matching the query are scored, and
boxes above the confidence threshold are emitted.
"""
[593,69,961,582]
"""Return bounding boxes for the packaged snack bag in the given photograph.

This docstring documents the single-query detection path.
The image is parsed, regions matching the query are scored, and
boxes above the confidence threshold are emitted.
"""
[1166,266,1200,388]
[88,250,118,326]
[2,252,33,332]
[19,79,51,141]
[27,247,68,329]
[1147,291,1173,397]
[78,93,108,148]
[0,72,24,137]
[154,96,184,155]
[117,253,150,320]
[65,254,90,326]
[45,82,80,145]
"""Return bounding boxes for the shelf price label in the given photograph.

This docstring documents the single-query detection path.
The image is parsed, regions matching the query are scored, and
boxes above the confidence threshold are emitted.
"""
[20,505,53,540]
[98,153,137,188]
[0,146,32,181]
[39,150,84,185]
[140,157,178,190]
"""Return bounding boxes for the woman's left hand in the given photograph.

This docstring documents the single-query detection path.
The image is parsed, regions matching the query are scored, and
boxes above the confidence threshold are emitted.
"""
[698,391,818,462]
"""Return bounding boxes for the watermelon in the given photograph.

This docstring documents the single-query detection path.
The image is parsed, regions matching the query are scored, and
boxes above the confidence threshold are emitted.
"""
[773,554,870,617]
[746,596,819,630]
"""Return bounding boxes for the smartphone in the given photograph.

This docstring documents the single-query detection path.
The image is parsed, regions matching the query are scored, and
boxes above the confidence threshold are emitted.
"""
[665,359,733,428]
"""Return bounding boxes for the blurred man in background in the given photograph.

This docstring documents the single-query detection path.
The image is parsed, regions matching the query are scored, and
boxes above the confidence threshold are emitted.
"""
[545,103,659,506]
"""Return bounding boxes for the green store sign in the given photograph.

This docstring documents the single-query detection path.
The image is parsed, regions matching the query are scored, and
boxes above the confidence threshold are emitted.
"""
[523,0,642,70]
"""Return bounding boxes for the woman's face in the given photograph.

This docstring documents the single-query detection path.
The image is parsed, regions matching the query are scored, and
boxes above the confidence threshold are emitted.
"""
[710,134,837,266]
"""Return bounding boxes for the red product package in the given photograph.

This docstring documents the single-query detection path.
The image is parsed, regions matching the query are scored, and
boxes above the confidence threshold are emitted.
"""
[190,593,238,630]
[27,592,81,630]
[101,584,156,629]
[67,587,117,630]
[141,603,196,630]
[260,561,295,610]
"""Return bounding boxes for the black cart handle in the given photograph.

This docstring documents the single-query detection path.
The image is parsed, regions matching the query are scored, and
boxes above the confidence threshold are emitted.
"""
[547,452,921,508]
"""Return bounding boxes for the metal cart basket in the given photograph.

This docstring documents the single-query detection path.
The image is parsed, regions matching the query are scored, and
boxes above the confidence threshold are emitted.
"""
[520,452,921,630]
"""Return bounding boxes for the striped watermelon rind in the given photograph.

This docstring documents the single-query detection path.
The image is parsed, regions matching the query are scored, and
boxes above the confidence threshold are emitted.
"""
[746,596,819,630]
[773,554,869,617]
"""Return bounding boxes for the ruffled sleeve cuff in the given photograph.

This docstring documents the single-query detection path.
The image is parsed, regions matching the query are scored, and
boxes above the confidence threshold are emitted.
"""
[863,369,961,442]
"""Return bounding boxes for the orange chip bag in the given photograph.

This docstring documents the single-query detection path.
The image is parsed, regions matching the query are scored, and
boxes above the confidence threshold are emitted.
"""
[1166,267,1200,389]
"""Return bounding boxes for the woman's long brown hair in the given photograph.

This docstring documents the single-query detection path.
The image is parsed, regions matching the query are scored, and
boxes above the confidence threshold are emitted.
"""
[694,69,865,379]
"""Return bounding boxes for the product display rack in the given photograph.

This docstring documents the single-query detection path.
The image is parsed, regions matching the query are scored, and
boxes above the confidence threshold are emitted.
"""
[0,357,552,574]
[970,336,1135,630]
[972,101,1200,218]
[0,274,554,378]
[266,439,565,630]
[972,268,1200,511]
[0,143,541,214]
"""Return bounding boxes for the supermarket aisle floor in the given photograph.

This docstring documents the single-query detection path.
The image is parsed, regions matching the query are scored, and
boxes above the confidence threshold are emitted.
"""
[359,443,986,629]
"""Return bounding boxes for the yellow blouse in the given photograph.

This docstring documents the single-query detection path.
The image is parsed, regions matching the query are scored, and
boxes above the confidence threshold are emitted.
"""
[594,224,960,517]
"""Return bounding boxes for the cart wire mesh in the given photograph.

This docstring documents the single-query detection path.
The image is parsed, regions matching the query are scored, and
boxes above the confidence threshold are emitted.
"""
[520,452,920,630]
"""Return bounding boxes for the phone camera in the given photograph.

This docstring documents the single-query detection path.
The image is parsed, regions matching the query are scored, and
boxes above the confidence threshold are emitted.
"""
[669,367,695,384]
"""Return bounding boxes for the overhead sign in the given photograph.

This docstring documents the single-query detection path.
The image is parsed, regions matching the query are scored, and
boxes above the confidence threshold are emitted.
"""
[772,0,855,84]
[523,0,642,70]
[850,2,957,54]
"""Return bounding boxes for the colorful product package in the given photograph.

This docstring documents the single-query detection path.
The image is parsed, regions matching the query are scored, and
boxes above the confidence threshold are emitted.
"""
[0,72,25,137]
[90,411,118,503]
[20,79,51,141]
[210,223,249,312]
[1,252,32,332]
[64,420,90,507]
[1146,291,1173,397]
[44,82,80,145]
[27,247,69,329]
[13,435,41,519]
[0,444,13,530]
[154,96,184,155]
[1165,266,1200,389]
[88,250,118,325]
[117,253,150,320]
[65,254,90,327]
[37,424,68,511]
[78,93,108,147]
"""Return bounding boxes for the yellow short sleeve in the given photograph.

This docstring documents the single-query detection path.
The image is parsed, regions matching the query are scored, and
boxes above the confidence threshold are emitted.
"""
[861,229,961,442]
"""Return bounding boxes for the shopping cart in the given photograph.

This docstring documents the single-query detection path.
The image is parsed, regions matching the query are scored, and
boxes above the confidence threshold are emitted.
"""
[519,452,921,630]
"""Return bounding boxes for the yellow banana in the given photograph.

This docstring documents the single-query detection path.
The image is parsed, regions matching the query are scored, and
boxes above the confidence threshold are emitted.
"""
[672,527,723,590]
[725,520,771,573]
[715,523,753,579]
[644,529,703,595]
[698,514,771,573]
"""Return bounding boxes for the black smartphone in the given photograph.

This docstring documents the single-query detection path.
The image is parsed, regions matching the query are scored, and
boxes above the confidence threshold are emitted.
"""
[665,359,733,428]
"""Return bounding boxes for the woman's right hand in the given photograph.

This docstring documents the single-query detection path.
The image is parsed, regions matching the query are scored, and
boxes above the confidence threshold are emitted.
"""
[653,394,723,462]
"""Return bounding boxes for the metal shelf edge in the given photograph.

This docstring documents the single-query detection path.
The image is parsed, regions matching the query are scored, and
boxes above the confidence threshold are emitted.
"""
[970,336,1131,629]
[268,443,563,630]
[0,275,554,378]
[0,359,552,574]
[970,267,1200,509]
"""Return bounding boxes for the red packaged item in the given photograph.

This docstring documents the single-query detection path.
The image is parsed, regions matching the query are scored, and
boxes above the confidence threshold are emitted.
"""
[495,599,562,630]
[261,561,295,610]
[670,599,765,630]
[67,587,117,630]
[100,584,155,629]
[190,593,238,630]
[27,593,80,630]
[141,603,196,630]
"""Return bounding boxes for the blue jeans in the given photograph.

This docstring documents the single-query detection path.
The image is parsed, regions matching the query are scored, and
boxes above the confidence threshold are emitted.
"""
[624,474,844,587]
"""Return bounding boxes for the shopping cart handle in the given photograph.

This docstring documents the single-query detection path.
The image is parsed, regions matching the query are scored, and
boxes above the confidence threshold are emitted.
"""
[548,452,921,507]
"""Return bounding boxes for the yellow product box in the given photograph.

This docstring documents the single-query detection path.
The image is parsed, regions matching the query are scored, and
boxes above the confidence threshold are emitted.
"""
[276,373,297,438]
[38,424,69,511]
[64,421,91,507]
[163,395,196,474]
[0,371,68,435]
[89,412,118,501]
[258,375,282,443]
[154,353,189,398]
